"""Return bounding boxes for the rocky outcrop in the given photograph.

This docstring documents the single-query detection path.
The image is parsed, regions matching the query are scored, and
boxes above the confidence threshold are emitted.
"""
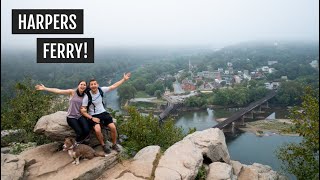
[2,111,287,180]
[1,153,26,180]
[33,111,74,141]
[206,162,234,180]
[184,128,230,163]
[33,111,110,147]
[19,142,118,180]
[98,145,161,180]
[230,161,287,180]
[155,139,203,180]
[154,128,230,180]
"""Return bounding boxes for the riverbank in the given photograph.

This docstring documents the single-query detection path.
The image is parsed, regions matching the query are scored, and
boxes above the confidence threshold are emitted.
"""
[238,119,299,136]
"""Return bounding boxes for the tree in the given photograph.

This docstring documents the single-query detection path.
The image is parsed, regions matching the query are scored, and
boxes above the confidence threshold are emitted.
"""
[154,90,162,99]
[275,81,304,106]
[117,84,137,102]
[276,87,319,179]
[1,78,53,144]
[132,78,148,91]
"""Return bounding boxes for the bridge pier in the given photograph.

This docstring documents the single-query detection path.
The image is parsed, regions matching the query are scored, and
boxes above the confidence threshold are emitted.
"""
[260,101,269,109]
[243,111,254,119]
[252,105,265,113]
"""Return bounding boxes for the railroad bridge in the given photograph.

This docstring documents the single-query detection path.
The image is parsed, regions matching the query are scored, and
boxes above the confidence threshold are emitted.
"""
[213,90,277,133]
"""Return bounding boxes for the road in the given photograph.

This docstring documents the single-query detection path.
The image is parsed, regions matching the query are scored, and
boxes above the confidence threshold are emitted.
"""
[173,82,185,94]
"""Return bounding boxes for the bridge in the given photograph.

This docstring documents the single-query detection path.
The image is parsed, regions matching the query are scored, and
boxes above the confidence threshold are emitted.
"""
[158,94,183,121]
[213,90,277,131]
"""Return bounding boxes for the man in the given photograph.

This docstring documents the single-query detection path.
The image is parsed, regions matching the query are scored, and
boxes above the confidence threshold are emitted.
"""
[81,73,131,153]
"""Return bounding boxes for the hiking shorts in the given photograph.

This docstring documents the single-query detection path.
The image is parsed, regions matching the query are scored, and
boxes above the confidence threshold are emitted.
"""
[90,111,113,127]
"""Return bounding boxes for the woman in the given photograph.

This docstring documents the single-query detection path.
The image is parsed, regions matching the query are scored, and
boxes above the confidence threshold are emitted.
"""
[35,80,91,144]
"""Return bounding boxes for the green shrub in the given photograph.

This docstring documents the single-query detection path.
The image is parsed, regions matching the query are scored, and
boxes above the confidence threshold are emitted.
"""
[118,106,185,154]
[276,87,319,179]
[9,142,37,155]
[1,79,54,145]
[195,165,207,180]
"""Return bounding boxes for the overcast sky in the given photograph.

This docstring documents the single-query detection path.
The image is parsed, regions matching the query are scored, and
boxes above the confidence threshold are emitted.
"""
[1,0,319,49]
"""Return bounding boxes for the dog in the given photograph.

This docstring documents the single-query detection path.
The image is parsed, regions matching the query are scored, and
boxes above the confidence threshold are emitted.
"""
[63,137,107,165]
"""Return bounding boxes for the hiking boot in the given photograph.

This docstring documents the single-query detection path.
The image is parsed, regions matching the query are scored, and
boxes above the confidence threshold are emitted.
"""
[111,144,121,152]
[102,144,111,154]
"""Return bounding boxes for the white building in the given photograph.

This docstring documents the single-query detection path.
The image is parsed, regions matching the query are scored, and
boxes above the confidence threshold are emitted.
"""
[262,66,269,72]
[268,68,276,73]
[268,61,278,66]
[265,82,280,90]
[234,75,242,84]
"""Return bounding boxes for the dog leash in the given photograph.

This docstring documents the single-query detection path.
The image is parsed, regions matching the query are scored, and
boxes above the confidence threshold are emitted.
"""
[76,134,91,144]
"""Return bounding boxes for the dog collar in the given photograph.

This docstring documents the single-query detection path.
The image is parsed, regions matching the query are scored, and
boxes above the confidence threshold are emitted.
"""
[65,143,79,150]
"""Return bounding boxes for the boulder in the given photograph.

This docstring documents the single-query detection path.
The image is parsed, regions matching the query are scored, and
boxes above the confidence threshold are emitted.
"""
[33,111,111,147]
[238,163,284,180]
[248,163,281,180]
[128,145,161,178]
[238,166,259,180]
[100,145,161,180]
[33,111,74,141]
[19,142,118,180]
[206,162,233,180]
[230,160,243,176]
[1,153,26,180]
[155,139,203,180]
[184,128,230,163]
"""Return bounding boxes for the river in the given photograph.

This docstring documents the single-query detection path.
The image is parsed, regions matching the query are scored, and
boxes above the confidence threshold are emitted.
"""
[174,108,301,180]
[106,91,301,180]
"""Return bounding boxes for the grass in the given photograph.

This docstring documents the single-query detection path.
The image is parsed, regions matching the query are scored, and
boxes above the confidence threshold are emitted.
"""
[248,120,294,133]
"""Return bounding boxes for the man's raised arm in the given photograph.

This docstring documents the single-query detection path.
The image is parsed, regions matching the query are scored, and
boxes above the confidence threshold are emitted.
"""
[108,72,131,91]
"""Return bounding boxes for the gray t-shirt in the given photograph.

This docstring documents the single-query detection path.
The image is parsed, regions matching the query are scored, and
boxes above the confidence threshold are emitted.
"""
[67,90,84,119]
[82,87,110,115]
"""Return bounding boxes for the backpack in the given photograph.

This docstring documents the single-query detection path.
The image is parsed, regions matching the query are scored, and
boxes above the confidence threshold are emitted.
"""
[85,87,105,113]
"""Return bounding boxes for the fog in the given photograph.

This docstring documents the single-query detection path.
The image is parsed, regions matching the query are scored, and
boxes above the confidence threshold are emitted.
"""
[1,0,319,50]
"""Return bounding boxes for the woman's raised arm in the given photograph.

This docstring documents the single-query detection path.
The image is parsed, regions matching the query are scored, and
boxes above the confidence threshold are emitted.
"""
[35,84,73,96]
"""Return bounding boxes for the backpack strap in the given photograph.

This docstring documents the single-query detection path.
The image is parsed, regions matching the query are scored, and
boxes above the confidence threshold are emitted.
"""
[87,87,105,113]
[98,87,106,108]
[86,90,93,112]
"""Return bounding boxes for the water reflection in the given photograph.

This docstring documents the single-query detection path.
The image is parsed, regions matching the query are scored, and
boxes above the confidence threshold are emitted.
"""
[226,131,302,180]
[175,108,218,134]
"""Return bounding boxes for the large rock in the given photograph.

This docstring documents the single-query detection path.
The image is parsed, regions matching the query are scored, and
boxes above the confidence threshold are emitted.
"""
[100,145,161,180]
[19,142,118,180]
[238,163,285,180]
[1,153,26,180]
[238,166,259,180]
[154,128,230,180]
[230,160,243,176]
[206,162,233,180]
[34,111,110,146]
[155,139,203,180]
[127,145,161,178]
[184,128,230,163]
[33,111,74,141]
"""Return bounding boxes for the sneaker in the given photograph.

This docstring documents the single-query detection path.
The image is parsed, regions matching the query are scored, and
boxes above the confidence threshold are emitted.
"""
[111,144,121,152]
[102,144,111,154]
